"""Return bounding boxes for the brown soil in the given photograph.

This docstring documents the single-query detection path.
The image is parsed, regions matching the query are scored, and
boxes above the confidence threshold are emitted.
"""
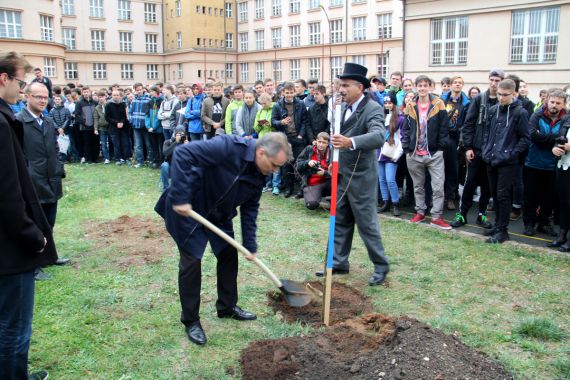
[268,281,373,326]
[84,215,171,267]
[241,283,513,380]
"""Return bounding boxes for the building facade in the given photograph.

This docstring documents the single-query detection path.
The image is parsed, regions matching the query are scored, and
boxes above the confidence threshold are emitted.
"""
[403,0,570,99]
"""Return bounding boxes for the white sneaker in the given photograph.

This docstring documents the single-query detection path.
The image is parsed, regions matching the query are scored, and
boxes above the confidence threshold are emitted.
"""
[80,157,86,164]
[134,163,141,168]
[104,159,110,164]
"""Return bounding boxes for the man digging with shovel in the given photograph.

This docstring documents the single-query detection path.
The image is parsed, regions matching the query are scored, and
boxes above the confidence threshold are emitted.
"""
[155,132,292,346]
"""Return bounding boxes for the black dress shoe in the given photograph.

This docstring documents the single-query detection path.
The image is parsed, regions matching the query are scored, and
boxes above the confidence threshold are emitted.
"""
[217,306,257,321]
[559,242,570,252]
[315,268,350,277]
[283,189,293,198]
[486,231,510,244]
[547,239,567,248]
[483,227,497,236]
[294,191,304,199]
[185,321,207,345]
[54,258,71,266]
[368,272,388,286]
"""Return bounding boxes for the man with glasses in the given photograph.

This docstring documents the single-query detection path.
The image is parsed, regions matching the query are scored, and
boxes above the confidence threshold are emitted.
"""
[0,51,55,380]
[481,78,530,243]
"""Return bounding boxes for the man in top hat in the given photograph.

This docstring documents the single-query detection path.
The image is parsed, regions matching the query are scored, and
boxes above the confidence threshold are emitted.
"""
[315,63,390,286]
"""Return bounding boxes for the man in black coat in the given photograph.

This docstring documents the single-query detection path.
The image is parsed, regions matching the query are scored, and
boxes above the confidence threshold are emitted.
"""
[0,51,56,380]
[155,133,289,346]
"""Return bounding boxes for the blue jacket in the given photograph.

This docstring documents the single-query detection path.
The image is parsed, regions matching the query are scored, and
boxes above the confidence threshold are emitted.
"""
[525,106,566,171]
[129,94,150,129]
[185,93,205,134]
[371,90,386,107]
[482,99,530,167]
[154,136,266,257]
[145,96,163,134]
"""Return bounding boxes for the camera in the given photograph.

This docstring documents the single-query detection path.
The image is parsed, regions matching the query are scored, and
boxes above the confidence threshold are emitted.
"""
[179,134,187,143]
[556,136,568,145]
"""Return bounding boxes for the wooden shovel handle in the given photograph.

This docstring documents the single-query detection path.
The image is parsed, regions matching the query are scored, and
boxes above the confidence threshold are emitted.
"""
[187,209,283,288]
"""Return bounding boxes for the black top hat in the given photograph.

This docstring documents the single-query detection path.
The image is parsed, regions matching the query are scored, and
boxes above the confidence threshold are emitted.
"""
[338,63,370,89]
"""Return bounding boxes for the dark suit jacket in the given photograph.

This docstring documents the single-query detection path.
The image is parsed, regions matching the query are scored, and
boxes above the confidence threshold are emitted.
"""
[0,99,57,274]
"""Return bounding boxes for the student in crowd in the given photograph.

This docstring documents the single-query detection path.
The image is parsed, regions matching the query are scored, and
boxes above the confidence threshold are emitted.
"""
[93,90,111,164]
[201,82,229,138]
[440,77,451,97]
[254,93,279,194]
[147,86,164,168]
[171,87,189,132]
[235,90,261,138]
[130,82,153,168]
[74,87,98,164]
[396,77,414,106]
[30,67,53,99]
[185,83,206,141]
[158,84,178,141]
[468,86,481,100]
[105,89,131,165]
[550,113,570,251]
[254,80,265,98]
[303,78,319,109]
[294,79,308,101]
[264,78,279,102]
[225,84,244,135]
[49,95,72,140]
[481,79,530,244]
[296,131,331,210]
[370,76,387,106]
[402,75,451,230]
[306,85,330,144]
[160,125,189,191]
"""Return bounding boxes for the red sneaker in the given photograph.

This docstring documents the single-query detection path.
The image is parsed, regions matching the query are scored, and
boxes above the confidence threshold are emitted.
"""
[410,213,426,224]
[430,217,452,230]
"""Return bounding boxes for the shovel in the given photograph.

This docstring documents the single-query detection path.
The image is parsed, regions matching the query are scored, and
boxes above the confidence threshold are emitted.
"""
[186,208,312,308]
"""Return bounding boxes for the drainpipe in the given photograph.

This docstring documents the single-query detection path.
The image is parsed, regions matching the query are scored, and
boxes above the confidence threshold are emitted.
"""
[401,0,406,74]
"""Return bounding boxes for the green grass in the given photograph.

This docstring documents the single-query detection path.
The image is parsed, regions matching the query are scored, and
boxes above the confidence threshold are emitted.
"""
[30,164,570,379]
[514,317,566,341]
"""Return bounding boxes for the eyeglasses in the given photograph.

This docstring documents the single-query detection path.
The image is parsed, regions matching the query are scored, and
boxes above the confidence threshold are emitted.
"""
[30,95,49,102]
[497,92,512,98]
[10,76,27,90]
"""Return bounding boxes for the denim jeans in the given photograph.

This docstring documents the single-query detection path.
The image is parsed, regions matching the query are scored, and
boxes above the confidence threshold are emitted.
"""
[133,128,154,165]
[0,271,35,380]
[99,130,110,160]
[110,129,131,162]
[163,128,173,141]
[189,133,204,142]
[378,161,399,203]
[160,161,170,191]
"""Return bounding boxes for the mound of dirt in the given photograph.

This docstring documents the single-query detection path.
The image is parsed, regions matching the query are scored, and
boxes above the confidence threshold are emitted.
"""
[268,281,373,326]
[241,314,513,380]
[84,215,171,267]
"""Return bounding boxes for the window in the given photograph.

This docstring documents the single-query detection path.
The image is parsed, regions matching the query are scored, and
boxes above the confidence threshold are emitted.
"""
[511,7,560,64]
[351,55,365,66]
[178,63,183,79]
[62,28,76,50]
[255,0,264,19]
[89,0,104,18]
[91,30,105,51]
[0,10,22,38]
[238,2,247,22]
[118,0,131,20]
[352,0,366,3]
[40,15,54,42]
[93,63,107,79]
[271,28,282,48]
[255,62,264,81]
[377,13,392,39]
[289,59,300,80]
[309,22,321,45]
[272,60,282,81]
[377,52,389,78]
[145,33,158,53]
[309,58,320,79]
[330,0,342,6]
[43,57,56,77]
[330,19,343,43]
[177,32,182,48]
[61,0,75,16]
[119,32,133,52]
[239,32,248,52]
[330,56,342,78]
[272,0,281,16]
[309,0,319,9]
[239,63,248,82]
[121,63,133,79]
[225,63,233,78]
[352,16,366,41]
[64,62,78,80]
[255,30,264,50]
[430,16,468,65]
[289,25,300,47]
[176,0,181,16]
[225,2,233,18]
[226,33,234,48]
[147,64,158,80]
[289,0,300,14]
[144,3,157,22]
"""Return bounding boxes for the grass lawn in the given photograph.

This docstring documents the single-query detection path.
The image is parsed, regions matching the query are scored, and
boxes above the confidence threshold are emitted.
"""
[31,164,569,379]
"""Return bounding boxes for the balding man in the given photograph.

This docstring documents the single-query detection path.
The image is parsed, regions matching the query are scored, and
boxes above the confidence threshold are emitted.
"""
[315,63,390,286]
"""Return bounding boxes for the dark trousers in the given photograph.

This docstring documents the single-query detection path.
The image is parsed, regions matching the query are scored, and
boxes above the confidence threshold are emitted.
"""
[82,129,99,162]
[444,133,460,200]
[523,166,556,227]
[459,155,491,215]
[178,226,238,326]
[68,125,81,161]
[283,139,305,191]
[41,202,58,229]
[0,271,35,380]
[110,129,131,161]
[557,168,570,230]
[487,164,517,232]
[512,164,524,207]
[149,132,164,165]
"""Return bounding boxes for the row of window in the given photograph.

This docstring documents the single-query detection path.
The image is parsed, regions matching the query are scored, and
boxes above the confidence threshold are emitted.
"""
[239,0,352,22]
[63,62,160,80]
[62,0,156,22]
[61,29,160,53]
[431,7,560,65]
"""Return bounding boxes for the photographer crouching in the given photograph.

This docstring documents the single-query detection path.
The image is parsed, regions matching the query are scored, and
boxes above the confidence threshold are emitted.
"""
[161,126,189,191]
[295,132,332,210]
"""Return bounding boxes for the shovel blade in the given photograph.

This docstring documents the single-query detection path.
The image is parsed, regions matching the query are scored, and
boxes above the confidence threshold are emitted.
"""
[279,279,312,308]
